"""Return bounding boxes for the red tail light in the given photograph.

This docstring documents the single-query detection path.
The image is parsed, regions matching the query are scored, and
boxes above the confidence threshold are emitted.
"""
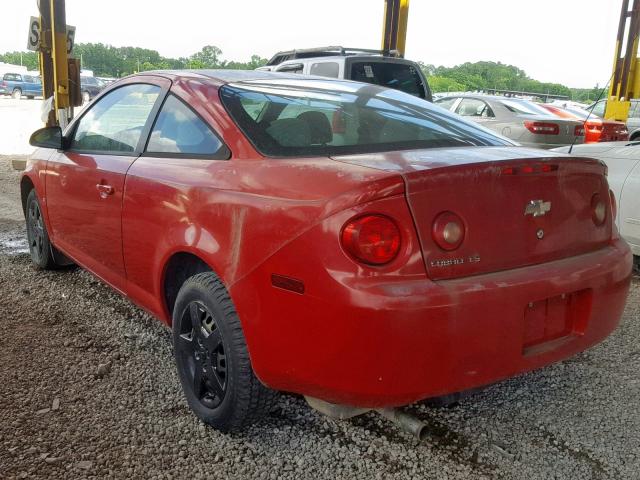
[502,164,558,175]
[432,212,465,251]
[341,214,401,265]
[524,121,559,135]
[574,125,585,136]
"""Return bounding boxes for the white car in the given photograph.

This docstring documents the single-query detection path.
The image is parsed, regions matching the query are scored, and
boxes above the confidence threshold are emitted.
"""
[553,142,640,267]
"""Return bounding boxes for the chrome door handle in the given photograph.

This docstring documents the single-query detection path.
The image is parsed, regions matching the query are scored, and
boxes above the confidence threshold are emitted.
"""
[96,184,114,198]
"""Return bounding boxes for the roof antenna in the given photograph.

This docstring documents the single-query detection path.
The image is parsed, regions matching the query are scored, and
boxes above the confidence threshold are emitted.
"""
[568,74,613,154]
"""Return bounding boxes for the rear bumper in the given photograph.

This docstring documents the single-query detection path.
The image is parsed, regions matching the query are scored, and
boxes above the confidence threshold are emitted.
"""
[237,239,632,408]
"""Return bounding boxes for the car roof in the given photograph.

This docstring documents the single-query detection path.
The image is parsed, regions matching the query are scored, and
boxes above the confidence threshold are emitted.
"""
[438,94,543,104]
[133,69,353,87]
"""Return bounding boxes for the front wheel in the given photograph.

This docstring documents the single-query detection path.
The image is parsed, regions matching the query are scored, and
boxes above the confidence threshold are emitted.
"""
[172,272,277,432]
[25,190,58,269]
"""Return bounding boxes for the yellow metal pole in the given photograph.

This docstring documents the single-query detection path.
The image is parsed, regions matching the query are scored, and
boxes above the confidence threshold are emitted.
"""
[49,0,70,126]
[381,0,410,57]
[605,0,639,121]
[396,0,409,57]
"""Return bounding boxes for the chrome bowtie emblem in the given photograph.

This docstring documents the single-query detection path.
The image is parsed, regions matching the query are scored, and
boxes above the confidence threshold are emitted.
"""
[524,200,551,217]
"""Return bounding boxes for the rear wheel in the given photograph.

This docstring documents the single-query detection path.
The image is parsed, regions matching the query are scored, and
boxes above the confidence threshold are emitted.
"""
[25,190,57,269]
[12,88,22,100]
[172,272,277,432]
[27,95,34,100]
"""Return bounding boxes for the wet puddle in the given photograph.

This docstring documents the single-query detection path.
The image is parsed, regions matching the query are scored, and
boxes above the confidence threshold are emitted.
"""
[0,231,28,255]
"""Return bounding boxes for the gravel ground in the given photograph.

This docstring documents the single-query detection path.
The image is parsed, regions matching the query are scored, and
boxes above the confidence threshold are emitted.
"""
[0,155,639,480]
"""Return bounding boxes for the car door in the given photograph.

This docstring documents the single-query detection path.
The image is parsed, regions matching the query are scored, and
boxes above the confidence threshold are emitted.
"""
[46,78,169,290]
[626,101,640,138]
[620,153,640,254]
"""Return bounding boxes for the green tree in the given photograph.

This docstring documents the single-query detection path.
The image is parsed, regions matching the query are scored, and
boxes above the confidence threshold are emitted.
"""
[0,51,39,70]
[190,45,223,68]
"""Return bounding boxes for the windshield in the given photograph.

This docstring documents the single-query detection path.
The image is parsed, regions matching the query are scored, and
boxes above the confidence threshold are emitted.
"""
[563,107,600,120]
[220,81,511,157]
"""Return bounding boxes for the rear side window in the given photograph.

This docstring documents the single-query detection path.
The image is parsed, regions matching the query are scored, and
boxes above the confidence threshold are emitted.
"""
[71,84,160,153]
[146,94,228,158]
[456,98,494,118]
[350,62,425,98]
[4,74,20,81]
[310,62,339,78]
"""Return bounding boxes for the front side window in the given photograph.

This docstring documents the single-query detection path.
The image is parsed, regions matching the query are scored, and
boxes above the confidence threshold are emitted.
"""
[146,95,227,157]
[351,62,425,98]
[71,84,160,153]
[220,81,511,157]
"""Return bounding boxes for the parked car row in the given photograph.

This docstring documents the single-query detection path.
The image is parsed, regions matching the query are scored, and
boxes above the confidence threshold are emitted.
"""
[0,72,107,102]
[540,104,628,143]
[0,72,42,99]
[434,94,586,149]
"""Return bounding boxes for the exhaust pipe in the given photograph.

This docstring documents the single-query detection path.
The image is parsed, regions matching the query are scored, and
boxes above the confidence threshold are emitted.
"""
[376,408,427,441]
[304,396,427,441]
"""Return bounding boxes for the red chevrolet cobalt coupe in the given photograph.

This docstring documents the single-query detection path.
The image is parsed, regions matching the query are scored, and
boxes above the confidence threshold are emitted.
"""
[23,71,632,432]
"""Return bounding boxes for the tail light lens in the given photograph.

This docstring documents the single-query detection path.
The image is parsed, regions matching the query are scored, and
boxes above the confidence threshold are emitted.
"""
[341,214,401,265]
[432,212,465,251]
[524,121,559,135]
[591,193,606,225]
[574,125,585,136]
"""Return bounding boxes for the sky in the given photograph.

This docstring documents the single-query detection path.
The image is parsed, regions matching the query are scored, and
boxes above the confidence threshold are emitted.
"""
[0,0,623,88]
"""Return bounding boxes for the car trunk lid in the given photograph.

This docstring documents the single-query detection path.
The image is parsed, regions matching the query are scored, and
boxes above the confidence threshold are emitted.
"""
[332,147,612,280]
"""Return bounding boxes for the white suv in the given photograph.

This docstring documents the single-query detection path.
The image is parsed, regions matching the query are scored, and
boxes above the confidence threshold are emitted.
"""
[259,46,432,101]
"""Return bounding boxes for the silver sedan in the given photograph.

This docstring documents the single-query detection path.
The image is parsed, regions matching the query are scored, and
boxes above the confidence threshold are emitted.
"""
[435,95,585,149]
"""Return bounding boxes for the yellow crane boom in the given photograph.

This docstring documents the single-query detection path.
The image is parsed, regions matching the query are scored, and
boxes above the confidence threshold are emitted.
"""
[381,0,409,56]
[606,0,640,121]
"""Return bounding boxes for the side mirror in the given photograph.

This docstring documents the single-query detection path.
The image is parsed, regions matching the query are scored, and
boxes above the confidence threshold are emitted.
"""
[29,126,64,150]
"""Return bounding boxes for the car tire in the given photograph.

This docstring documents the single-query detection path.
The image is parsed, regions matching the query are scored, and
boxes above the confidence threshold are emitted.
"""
[27,96,34,100]
[25,190,59,270]
[12,88,22,100]
[82,91,90,104]
[172,272,277,432]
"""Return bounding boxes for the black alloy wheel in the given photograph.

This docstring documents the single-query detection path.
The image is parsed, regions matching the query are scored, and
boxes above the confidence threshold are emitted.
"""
[176,301,228,408]
[172,272,276,431]
[25,190,57,269]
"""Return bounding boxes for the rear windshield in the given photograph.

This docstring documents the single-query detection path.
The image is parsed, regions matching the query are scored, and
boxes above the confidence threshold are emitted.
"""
[351,62,425,98]
[219,81,511,157]
[501,99,552,116]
